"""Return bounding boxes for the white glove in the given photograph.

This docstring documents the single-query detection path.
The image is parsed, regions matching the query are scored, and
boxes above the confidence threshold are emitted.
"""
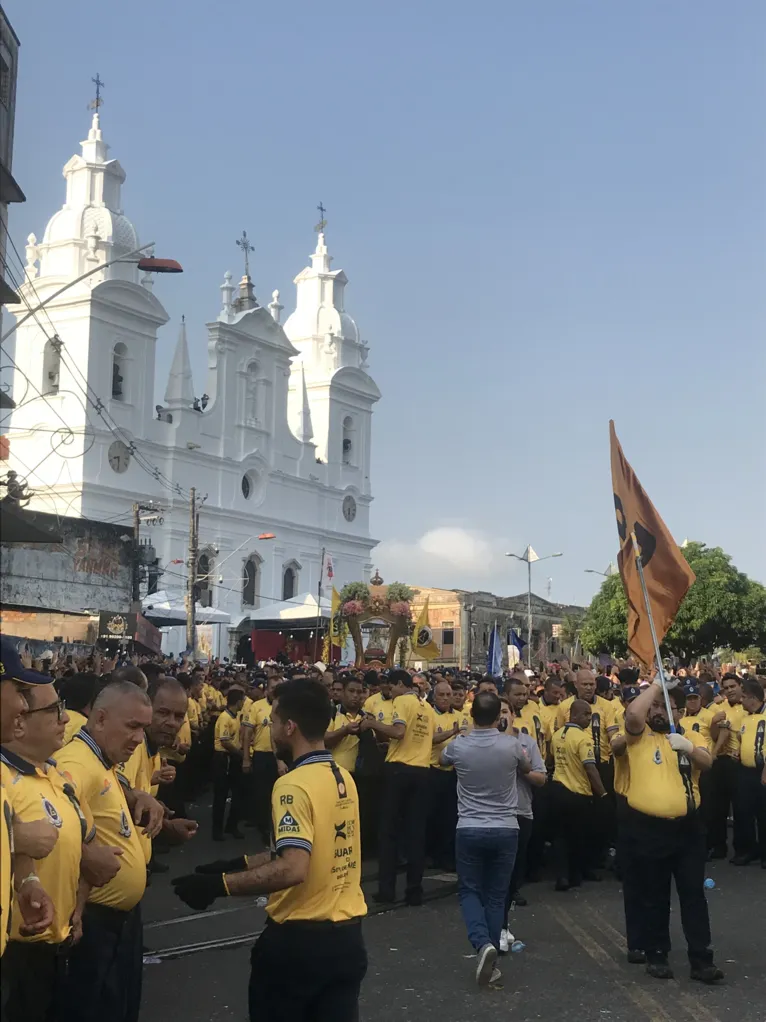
[652,674,679,691]
[667,733,693,755]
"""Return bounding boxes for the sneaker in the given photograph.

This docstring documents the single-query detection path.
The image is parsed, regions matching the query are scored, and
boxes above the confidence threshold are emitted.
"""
[690,964,724,985]
[646,960,674,980]
[626,949,647,964]
[499,929,510,954]
[511,891,528,907]
[489,967,502,984]
[475,943,498,986]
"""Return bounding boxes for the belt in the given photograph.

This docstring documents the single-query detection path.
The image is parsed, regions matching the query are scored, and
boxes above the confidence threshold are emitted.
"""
[265,916,363,931]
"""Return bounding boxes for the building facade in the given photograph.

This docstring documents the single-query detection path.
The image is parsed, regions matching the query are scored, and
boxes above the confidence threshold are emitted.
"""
[408,585,585,669]
[4,111,381,657]
[0,5,24,336]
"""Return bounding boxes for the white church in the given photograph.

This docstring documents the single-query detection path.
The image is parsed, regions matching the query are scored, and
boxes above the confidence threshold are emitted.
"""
[6,112,381,658]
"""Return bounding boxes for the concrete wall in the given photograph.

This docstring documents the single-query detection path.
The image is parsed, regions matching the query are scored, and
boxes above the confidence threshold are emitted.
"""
[1,512,132,615]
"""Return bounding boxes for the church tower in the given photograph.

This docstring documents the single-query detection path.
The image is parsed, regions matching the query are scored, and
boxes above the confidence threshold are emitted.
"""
[7,111,168,515]
[283,229,380,510]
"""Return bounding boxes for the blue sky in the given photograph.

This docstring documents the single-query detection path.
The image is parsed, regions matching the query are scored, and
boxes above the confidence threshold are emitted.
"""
[8,0,765,606]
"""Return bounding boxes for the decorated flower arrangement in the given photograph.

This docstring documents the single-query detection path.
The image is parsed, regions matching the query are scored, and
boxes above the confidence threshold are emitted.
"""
[336,580,415,666]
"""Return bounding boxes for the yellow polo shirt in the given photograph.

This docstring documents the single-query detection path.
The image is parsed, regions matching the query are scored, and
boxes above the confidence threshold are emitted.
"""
[516,702,547,759]
[740,708,766,769]
[551,723,596,797]
[244,699,273,754]
[266,751,366,924]
[611,706,630,797]
[327,711,362,774]
[62,710,88,745]
[556,695,616,763]
[387,695,434,768]
[214,709,241,753]
[719,701,746,759]
[186,697,201,731]
[1,764,13,957]
[625,726,706,819]
[1,749,93,944]
[55,731,146,912]
[683,705,717,751]
[363,692,395,725]
[431,708,459,769]
[454,707,473,734]
[118,739,162,863]
[537,699,560,748]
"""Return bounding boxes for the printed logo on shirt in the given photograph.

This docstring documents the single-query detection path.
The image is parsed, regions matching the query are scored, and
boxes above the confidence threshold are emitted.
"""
[119,809,132,838]
[41,796,63,829]
[99,778,112,796]
[278,812,299,833]
[377,712,384,721]
[653,748,663,765]
[334,820,347,841]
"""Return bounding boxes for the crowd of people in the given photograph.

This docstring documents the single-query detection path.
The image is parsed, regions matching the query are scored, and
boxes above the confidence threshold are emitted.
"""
[1,637,764,1021]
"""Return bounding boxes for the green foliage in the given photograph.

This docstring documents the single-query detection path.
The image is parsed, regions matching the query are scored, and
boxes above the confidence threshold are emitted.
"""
[385,582,414,603]
[339,581,370,605]
[558,613,584,647]
[580,542,766,660]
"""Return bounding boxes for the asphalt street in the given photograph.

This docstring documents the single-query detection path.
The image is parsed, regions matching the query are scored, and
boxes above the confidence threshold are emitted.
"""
[141,799,766,1022]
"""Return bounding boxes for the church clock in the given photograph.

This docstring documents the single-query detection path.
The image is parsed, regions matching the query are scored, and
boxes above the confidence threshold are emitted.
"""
[342,495,357,522]
[108,440,131,473]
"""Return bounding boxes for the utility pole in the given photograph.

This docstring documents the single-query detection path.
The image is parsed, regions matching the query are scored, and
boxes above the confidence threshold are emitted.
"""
[186,488,198,656]
[527,559,533,669]
[131,502,141,610]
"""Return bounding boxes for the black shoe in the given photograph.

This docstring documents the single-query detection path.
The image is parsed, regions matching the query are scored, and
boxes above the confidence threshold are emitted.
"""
[554,879,570,892]
[729,854,756,866]
[405,888,423,907]
[511,892,528,907]
[627,950,647,964]
[646,961,674,980]
[690,964,724,985]
[149,858,170,874]
[707,847,727,861]
[226,828,245,840]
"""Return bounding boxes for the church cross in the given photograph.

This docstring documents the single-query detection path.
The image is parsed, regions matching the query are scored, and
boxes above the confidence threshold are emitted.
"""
[91,73,105,110]
[315,202,327,234]
[236,230,254,278]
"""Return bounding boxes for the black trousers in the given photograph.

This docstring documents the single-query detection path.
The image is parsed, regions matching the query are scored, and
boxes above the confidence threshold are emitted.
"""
[355,773,383,860]
[1,940,69,1022]
[377,762,430,900]
[60,902,142,1022]
[551,782,593,885]
[620,808,713,966]
[248,918,367,1022]
[616,795,642,951]
[707,755,739,853]
[251,751,279,846]
[212,752,243,837]
[427,767,457,870]
[505,815,533,917]
[526,781,552,878]
[734,765,766,861]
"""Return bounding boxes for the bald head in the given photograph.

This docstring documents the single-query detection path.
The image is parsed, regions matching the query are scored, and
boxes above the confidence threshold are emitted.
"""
[574,669,596,701]
[570,698,593,729]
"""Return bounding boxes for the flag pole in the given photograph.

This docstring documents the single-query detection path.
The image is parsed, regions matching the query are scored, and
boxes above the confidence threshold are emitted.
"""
[314,547,325,662]
[630,532,676,733]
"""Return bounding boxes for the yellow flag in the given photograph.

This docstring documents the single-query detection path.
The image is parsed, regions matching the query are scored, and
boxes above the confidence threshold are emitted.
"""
[411,597,440,661]
[330,586,341,639]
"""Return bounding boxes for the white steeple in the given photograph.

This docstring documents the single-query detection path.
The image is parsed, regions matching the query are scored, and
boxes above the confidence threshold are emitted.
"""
[35,112,139,284]
[297,364,314,442]
[164,317,195,410]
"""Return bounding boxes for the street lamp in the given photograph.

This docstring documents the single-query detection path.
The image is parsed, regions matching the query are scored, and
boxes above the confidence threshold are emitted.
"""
[506,547,563,667]
[584,562,617,579]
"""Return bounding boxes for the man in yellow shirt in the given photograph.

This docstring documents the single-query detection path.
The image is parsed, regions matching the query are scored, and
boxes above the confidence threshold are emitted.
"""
[212,688,245,841]
[325,675,365,773]
[56,681,164,1022]
[427,680,460,870]
[241,675,281,845]
[616,678,722,984]
[707,673,746,859]
[550,699,606,891]
[173,678,367,1022]
[364,670,434,906]
[451,680,473,734]
[733,678,766,867]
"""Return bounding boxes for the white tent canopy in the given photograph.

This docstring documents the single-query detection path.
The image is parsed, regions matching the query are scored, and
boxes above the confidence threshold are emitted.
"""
[142,590,231,625]
[235,592,331,628]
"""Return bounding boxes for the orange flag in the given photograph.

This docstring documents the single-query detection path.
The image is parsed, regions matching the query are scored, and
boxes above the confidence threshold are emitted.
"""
[609,421,695,667]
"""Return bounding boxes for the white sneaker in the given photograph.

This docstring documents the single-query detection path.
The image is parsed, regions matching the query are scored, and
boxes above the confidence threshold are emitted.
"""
[499,929,510,953]
[476,943,498,986]
[490,967,502,984]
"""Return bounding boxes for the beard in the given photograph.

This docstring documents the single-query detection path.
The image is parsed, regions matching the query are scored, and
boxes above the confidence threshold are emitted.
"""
[274,739,293,765]
[649,714,671,733]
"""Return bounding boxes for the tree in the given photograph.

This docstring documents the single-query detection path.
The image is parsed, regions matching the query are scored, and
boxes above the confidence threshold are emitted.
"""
[580,542,766,661]
[558,612,584,661]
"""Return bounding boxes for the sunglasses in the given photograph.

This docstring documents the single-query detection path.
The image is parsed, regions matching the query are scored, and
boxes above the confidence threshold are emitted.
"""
[24,698,67,721]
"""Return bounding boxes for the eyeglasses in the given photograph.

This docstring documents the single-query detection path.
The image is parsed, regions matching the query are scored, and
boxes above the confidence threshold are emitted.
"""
[24,699,67,721]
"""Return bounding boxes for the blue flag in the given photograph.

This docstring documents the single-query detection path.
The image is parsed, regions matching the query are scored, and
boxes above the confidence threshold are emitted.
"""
[508,628,526,653]
[487,624,503,677]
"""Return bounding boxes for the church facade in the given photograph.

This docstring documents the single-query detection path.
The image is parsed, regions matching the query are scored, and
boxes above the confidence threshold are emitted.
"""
[6,113,380,657]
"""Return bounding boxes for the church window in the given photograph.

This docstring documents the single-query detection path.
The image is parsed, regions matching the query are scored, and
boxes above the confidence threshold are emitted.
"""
[42,339,61,395]
[282,565,297,602]
[243,557,260,607]
[112,342,127,401]
[241,475,251,499]
[442,622,455,646]
[342,416,354,465]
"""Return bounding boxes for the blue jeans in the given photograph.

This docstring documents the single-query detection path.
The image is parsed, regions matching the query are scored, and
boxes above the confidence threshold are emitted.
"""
[455,827,519,951]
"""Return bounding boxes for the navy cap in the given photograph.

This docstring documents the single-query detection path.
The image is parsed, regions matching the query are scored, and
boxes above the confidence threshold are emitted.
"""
[0,639,51,685]
[683,683,700,696]
[622,685,641,702]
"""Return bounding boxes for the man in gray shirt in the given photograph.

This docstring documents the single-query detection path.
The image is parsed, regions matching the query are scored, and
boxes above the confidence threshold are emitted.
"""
[441,691,530,986]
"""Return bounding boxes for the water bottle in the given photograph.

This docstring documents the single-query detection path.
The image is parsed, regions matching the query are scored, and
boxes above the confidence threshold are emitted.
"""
[510,941,526,953]
[703,878,715,890]
[256,896,269,907]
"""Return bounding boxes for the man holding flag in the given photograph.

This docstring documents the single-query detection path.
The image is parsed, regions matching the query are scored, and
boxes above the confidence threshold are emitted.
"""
[609,423,723,984]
